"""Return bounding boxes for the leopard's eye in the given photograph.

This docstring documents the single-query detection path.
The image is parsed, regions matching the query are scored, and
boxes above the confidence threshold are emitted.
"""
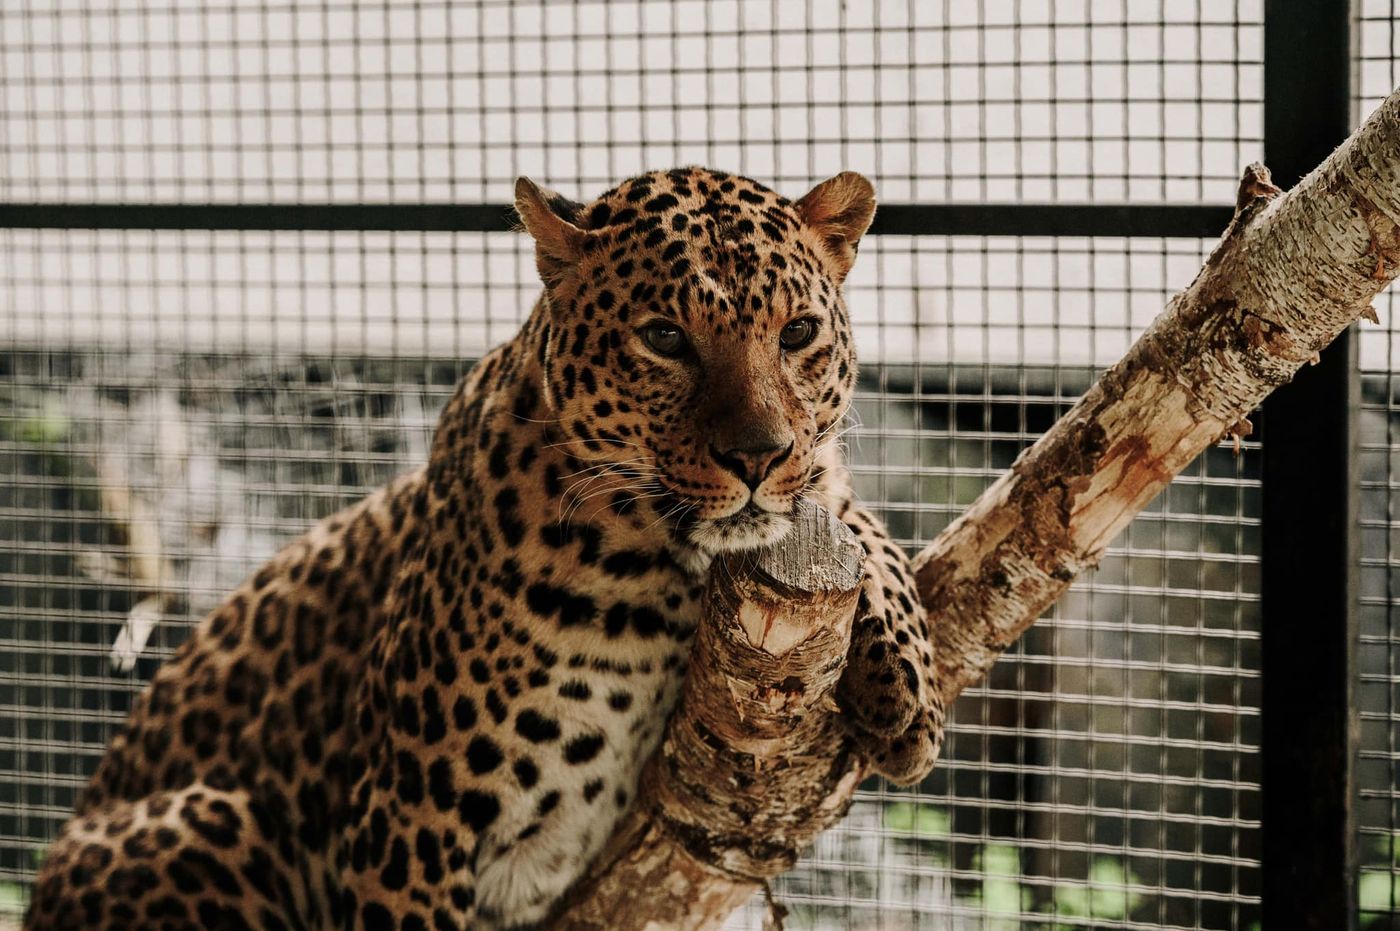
[639,322,688,358]
[779,318,819,351]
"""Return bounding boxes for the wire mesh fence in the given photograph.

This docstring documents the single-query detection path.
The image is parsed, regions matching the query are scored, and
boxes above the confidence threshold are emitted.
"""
[0,1,1263,205]
[0,0,1371,929]
[1357,3,1400,926]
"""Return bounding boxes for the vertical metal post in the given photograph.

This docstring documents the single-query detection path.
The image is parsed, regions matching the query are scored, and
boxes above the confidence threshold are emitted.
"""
[1261,1,1357,928]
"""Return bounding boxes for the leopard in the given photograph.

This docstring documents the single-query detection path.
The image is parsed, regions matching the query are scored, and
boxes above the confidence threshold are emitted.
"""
[23,166,945,931]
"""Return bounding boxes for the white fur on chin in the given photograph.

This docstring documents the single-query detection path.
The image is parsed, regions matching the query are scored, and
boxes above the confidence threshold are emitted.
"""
[686,509,793,559]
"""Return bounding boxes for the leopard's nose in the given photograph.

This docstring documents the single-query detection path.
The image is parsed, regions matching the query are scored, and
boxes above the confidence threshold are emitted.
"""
[711,441,794,491]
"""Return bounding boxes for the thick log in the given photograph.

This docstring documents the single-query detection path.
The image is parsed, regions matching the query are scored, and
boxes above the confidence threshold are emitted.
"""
[549,501,867,930]
[553,85,1400,931]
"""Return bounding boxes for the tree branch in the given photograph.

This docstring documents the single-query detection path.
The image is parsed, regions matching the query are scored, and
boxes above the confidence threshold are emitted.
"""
[920,105,1400,705]
[550,501,867,929]
[551,85,1400,931]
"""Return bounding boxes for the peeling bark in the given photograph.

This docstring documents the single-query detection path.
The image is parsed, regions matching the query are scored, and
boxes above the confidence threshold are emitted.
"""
[551,87,1400,931]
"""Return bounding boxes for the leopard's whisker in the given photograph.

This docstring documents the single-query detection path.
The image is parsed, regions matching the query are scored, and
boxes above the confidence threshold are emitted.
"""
[570,477,659,509]
[640,499,693,536]
[560,469,662,527]
[579,488,673,524]
[508,411,566,425]
[560,468,659,507]
[560,457,657,480]
[543,437,651,456]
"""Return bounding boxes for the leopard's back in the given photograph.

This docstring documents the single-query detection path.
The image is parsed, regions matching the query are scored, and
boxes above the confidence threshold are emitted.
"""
[25,470,424,929]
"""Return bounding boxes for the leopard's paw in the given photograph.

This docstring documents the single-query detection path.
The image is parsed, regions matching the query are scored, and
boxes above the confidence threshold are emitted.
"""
[848,701,945,785]
[836,617,923,738]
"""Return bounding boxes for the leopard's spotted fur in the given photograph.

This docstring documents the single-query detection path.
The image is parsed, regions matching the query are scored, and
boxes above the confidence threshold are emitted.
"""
[25,167,944,931]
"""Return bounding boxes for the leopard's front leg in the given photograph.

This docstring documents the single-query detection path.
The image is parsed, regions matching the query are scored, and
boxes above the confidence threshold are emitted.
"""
[825,484,945,785]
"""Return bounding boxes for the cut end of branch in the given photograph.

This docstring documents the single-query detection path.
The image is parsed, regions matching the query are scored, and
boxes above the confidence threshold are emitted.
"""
[1235,162,1282,212]
[1223,417,1253,456]
[742,499,864,595]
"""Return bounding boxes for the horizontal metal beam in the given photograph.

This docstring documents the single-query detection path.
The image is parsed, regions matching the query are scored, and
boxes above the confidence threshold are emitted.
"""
[0,202,1235,239]
[0,203,517,233]
[871,203,1233,238]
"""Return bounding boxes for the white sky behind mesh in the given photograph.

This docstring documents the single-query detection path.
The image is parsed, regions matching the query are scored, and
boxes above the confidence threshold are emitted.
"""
[14,1,1400,371]
[0,228,1219,367]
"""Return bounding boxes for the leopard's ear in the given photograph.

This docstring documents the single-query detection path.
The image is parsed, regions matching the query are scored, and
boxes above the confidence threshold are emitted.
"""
[796,172,876,281]
[515,177,588,287]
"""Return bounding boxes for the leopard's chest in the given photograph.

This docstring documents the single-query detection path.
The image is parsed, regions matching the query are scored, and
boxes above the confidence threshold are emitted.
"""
[469,610,696,928]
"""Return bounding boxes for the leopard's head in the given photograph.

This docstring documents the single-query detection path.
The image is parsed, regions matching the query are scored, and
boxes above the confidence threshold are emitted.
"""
[515,166,872,560]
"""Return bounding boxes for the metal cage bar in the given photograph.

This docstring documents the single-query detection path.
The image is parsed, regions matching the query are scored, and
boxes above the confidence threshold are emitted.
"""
[1260,1,1359,928]
[0,202,1234,239]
